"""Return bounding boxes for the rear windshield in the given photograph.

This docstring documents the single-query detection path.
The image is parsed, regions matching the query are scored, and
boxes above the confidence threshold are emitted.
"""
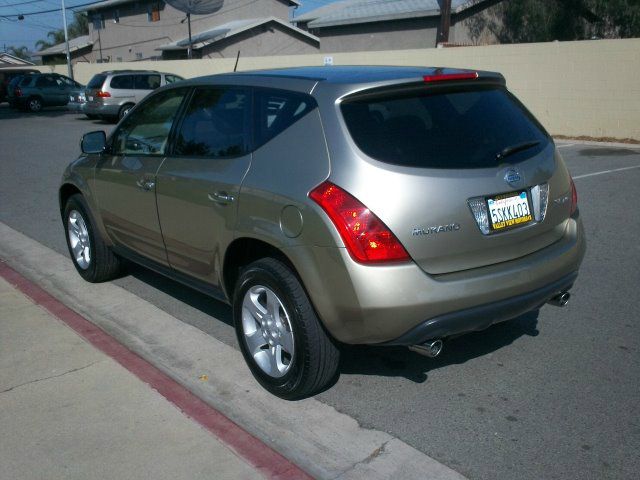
[341,86,549,169]
[87,74,107,89]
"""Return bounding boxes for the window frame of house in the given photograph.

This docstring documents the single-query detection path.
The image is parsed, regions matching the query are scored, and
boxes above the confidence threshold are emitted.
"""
[147,2,161,22]
[92,13,105,30]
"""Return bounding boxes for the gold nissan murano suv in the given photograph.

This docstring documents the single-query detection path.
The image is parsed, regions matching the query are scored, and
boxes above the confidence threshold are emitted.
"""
[60,67,586,399]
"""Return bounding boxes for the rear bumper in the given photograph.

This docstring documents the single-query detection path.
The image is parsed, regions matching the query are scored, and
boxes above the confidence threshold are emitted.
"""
[9,97,26,108]
[287,216,585,345]
[380,271,577,345]
[84,102,119,116]
[67,101,86,113]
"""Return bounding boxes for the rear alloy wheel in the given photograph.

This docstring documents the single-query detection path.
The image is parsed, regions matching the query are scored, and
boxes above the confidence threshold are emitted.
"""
[27,97,42,112]
[63,194,122,282]
[234,258,340,400]
[118,103,134,121]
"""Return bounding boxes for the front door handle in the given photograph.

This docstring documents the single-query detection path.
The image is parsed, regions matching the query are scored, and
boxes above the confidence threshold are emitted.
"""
[208,191,235,205]
[136,178,155,191]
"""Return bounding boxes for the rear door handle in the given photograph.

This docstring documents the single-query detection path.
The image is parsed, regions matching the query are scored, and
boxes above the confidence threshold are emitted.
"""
[208,191,235,205]
[136,178,155,191]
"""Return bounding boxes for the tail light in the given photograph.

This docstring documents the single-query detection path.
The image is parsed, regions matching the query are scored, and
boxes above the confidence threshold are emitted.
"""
[423,72,478,82]
[96,91,111,98]
[570,177,578,215]
[309,181,410,264]
[14,87,22,97]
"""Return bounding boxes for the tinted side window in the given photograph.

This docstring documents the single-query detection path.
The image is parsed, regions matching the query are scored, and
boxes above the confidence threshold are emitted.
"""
[36,76,56,88]
[253,89,316,148]
[110,75,134,89]
[165,75,183,84]
[135,74,161,90]
[111,88,187,156]
[58,76,76,87]
[174,87,250,158]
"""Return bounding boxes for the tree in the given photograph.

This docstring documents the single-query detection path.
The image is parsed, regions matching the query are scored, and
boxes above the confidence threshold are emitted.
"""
[495,0,640,43]
[35,12,89,51]
[68,11,88,38]
[6,45,30,60]
[588,0,640,38]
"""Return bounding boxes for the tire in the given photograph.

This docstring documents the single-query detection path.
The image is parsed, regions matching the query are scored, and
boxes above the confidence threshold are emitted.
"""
[86,114,98,120]
[118,103,134,121]
[233,258,340,400]
[63,194,122,283]
[27,96,43,112]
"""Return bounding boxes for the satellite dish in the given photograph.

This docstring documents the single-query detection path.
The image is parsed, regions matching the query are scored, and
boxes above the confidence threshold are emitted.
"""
[166,0,224,59]
[166,0,224,15]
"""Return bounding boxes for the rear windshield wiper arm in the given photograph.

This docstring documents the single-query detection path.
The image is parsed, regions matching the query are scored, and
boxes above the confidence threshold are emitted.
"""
[496,140,540,161]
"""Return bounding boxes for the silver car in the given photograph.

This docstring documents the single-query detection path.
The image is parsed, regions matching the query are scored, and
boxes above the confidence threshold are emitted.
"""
[84,69,184,121]
[60,66,585,399]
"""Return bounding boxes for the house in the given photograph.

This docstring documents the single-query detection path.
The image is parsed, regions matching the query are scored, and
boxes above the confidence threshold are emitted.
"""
[31,35,94,66]
[77,0,318,62]
[293,0,504,52]
[157,16,319,60]
[0,52,36,67]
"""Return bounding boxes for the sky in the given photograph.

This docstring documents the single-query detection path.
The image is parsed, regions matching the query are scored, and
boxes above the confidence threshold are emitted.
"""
[0,0,341,53]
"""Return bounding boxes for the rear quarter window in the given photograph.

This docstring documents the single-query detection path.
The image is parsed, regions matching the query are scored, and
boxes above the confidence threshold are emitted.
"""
[341,85,549,169]
[165,75,183,84]
[253,89,317,149]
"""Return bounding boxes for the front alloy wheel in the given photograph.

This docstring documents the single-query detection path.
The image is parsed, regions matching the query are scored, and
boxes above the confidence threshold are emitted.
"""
[63,194,122,282]
[67,210,91,270]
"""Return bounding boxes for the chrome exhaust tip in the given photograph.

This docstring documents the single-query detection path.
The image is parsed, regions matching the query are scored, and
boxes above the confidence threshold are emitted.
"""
[409,339,444,358]
[548,291,571,307]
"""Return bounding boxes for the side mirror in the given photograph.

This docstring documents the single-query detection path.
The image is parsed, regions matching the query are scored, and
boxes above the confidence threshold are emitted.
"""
[81,130,107,154]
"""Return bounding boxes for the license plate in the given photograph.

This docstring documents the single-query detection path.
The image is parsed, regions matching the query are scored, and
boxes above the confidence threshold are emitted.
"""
[487,191,533,231]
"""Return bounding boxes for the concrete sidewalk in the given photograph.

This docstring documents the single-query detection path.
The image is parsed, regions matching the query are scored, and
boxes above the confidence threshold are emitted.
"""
[0,275,265,480]
[0,223,468,480]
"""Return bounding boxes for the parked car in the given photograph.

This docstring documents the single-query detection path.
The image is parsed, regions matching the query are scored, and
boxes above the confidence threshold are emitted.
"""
[67,89,87,114]
[0,68,38,103]
[7,72,83,112]
[6,75,27,108]
[59,66,585,399]
[84,70,184,122]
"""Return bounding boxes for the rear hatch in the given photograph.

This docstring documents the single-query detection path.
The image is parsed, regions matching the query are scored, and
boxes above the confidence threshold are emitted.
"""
[339,75,569,275]
[85,74,108,104]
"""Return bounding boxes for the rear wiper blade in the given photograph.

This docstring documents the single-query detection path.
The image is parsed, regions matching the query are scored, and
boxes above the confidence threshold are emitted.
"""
[496,141,540,161]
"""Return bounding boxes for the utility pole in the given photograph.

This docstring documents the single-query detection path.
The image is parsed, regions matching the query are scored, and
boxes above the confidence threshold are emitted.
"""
[97,24,103,63]
[187,12,193,59]
[61,0,73,79]
[437,0,452,46]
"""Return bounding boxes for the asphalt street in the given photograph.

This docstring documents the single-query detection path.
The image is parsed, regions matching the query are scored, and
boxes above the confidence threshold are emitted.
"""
[1,105,639,480]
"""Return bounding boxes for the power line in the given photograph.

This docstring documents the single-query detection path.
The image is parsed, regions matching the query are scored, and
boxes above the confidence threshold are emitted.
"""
[0,0,50,8]
[0,0,103,17]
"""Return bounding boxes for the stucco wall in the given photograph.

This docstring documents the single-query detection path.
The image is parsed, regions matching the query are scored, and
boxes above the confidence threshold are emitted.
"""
[43,38,640,140]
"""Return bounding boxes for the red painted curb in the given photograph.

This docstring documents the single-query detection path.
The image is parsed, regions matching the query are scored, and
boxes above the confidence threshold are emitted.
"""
[0,260,314,480]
